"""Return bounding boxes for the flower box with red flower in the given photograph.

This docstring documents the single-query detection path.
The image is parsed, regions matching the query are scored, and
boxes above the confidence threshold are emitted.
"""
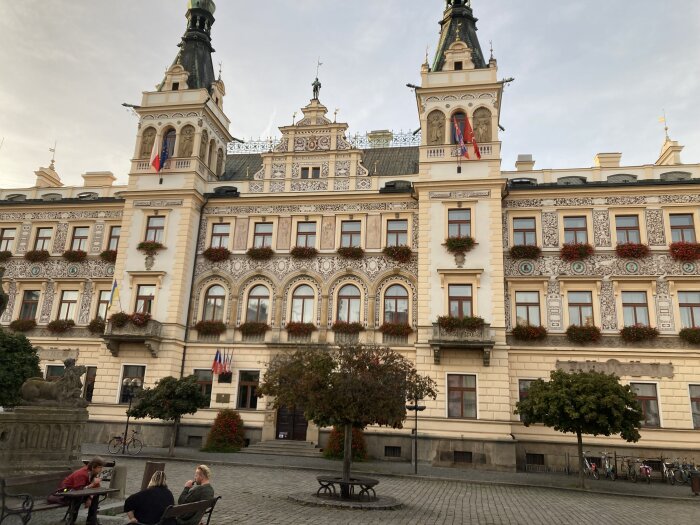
[378,322,413,337]
[679,327,700,344]
[202,247,231,262]
[443,236,475,255]
[512,324,548,341]
[0,250,12,263]
[137,241,165,256]
[246,247,275,260]
[88,318,106,334]
[615,243,650,259]
[669,242,700,261]
[337,247,364,259]
[130,312,152,327]
[565,324,602,344]
[9,319,37,332]
[239,322,270,336]
[24,250,50,263]
[194,320,227,335]
[620,324,659,342]
[110,312,130,328]
[509,245,542,260]
[560,243,595,262]
[100,250,117,263]
[62,250,87,263]
[285,322,317,336]
[331,321,364,334]
[47,319,76,334]
[382,246,413,263]
[290,246,319,259]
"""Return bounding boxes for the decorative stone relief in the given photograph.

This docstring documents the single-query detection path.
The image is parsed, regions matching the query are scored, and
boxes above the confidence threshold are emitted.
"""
[90,223,105,254]
[373,276,418,328]
[249,182,264,193]
[17,223,32,254]
[502,214,509,249]
[365,216,381,250]
[606,196,646,206]
[660,194,700,204]
[412,213,419,248]
[427,110,446,146]
[356,177,372,190]
[39,281,55,324]
[334,179,350,191]
[0,259,114,281]
[274,138,289,153]
[270,182,285,193]
[646,209,666,246]
[52,224,69,255]
[293,134,331,152]
[78,283,93,324]
[271,163,286,179]
[197,219,208,252]
[593,210,611,247]
[557,359,673,378]
[655,280,674,331]
[504,283,512,331]
[542,212,559,248]
[429,191,491,200]
[546,279,562,330]
[335,161,351,178]
[336,134,352,150]
[357,163,369,177]
[1,280,17,323]
[320,217,335,250]
[291,180,328,192]
[276,218,292,251]
[253,167,265,180]
[233,219,249,251]
[600,280,616,331]
[205,201,417,217]
[0,211,123,222]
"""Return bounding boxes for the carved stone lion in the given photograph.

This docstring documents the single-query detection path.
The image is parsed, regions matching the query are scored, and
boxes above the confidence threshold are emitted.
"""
[20,358,89,408]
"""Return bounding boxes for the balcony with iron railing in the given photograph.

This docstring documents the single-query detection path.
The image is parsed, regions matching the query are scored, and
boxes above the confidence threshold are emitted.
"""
[103,319,163,357]
[429,322,495,366]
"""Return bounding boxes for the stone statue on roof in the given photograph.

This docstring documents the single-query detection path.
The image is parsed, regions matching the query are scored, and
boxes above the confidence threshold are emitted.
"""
[312,77,321,100]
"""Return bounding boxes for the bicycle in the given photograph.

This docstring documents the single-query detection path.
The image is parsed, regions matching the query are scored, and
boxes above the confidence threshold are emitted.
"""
[661,459,676,485]
[601,451,616,481]
[582,451,599,480]
[673,458,694,484]
[638,459,652,484]
[108,429,143,455]
[621,456,637,482]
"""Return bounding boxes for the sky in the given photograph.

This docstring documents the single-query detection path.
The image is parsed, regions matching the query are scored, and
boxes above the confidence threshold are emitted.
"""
[0,0,699,188]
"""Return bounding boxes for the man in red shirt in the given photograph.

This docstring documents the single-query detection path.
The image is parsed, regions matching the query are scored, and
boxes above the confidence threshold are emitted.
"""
[49,456,105,525]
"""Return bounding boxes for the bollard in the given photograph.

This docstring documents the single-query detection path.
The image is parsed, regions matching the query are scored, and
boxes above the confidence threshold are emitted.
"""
[690,470,700,496]
[141,461,166,491]
[109,465,127,499]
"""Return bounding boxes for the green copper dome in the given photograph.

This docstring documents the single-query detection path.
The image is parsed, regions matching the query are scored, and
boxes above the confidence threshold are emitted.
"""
[188,0,215,14]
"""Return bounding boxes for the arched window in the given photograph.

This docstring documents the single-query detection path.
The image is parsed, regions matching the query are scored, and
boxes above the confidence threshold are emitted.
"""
[384,285,409,325]
[163,129,177,158]
[199,130,209,160]
[337,284,361,323]
[203,285,226,321]
[208,139,216,170]
[291,285,314,323]
[451,112,466,144]
[246,285,270,323]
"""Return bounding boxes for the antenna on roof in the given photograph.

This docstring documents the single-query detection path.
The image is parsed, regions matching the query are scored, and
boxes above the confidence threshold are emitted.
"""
[49,140,57,170]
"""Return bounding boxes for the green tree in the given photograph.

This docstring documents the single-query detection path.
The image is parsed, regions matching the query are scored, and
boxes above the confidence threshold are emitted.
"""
[515,369,643,488]
[128,375,209,457]
[202,409,246,453]
[259,344,437,497]
[0,329,41,407]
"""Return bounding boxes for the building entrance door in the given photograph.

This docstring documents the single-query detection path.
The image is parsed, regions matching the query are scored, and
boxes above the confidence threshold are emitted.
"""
[275,406,308,441]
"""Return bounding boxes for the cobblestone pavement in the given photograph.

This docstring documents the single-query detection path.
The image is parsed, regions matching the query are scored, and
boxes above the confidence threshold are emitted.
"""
[27,457,699,525]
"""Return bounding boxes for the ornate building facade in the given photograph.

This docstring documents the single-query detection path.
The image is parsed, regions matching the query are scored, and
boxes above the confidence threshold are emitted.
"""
[1,0,698,470]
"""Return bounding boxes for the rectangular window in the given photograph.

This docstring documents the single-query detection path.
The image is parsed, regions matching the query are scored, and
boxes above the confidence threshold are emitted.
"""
[108,226,121,251]
[679,291,700,328]
[253,223,273,248]
[526,453,545,466]
[70,227,89,251]
[515,291,541,326]
[615,215,641,244]
[194,369,213,408]
[0,228,16,252]
[135,285,156,314]
[237,371,259,410]
[301,167,309,179]
[670,214,696,243]
[19,290,40,320]
[690,385,700,429]
[447,374,477,419]
[58,290,79,320]
[145,216,165,243]
[45,365,65,382]
[210,223,230,248]
[448,284,472,318]
[568,291,594,326]
[448,209,471,238]
[622,291,650,326]
[563,217,588,244]
[340,221,361,248]
[384,446,402,458]
[300,167,320,179]
[97,290,111,320]
[631,383,660,428]
[119,365,145,404]
[386,220,408,247]
[518,379,534,402]
[295,222,317,248]
[83,366,97,402]
[513,218,537,246]
[34,227,53,251]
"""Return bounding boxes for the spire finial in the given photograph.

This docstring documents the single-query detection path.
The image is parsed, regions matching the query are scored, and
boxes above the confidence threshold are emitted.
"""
[217,61,222,81]
[489,40,494,60]
[49,141,57,170]
[659,110,670,140]
[312,58,323,100]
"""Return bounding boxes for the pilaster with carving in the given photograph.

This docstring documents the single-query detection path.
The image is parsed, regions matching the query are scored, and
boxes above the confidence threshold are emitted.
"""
[78,282,94,324]
[51,223,69,255]
[600,280,617,331]
[593,210,611,247]
[654,280,674,332]
[546,279,562,330]
[39,281,55,324]
[646,209,666,246]
[542,212,559,248]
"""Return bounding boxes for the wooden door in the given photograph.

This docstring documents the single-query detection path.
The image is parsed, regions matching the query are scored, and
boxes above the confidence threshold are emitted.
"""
[276,406,308,441]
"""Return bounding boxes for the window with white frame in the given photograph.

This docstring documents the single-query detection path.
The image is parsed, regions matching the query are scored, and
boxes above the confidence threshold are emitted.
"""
[210,223,230,248]
[340,221,361,248]
[615,216,641,244]
[631,383,660,428]
[70,227,89,251]
[670,214,696,243]
[621,291,650,326]
[253,223,273,248]
[295,222,316,248]
[57,290,79,320]
[34,227,53,251]
[679,291,700,328]
[447,374,477,419]
[203,285,226,322]
[515,291,540,326]
[567,291,594,326]
[448,209,471,238]
[245,285,269,323]
[145,216,165,243]
[291,285,314,323]
[563,217,588,244]
[448,284,473,318]
[513,218,537,246]
[336,284,361,323]
[0,228,16,252]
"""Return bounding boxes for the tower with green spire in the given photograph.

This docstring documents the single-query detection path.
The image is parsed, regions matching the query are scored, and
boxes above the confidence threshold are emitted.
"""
[433,0,486,72]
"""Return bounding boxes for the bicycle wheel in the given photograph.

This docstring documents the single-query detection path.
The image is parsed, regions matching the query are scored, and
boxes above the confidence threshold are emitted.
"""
[592,470,600,480]
[629,469,637,483]
[108,437,123,455]
[127,438,143,455]
[674,469,684,484]
[668,472,676,485]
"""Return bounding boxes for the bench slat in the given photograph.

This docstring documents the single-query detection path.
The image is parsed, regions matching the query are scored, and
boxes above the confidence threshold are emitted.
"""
[161,496,219,519]
[2,472,71,488]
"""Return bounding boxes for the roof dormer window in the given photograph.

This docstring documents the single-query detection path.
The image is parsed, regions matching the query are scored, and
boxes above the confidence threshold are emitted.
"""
[172,82,180,91]
[454,61,463,71]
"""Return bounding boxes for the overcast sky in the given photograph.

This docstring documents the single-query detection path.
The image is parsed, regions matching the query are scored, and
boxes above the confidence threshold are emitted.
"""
[1,0,699,188]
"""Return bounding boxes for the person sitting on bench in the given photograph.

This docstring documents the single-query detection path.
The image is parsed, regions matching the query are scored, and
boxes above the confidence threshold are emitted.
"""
[48,456,105,525]
[176,465,214,525]
[124,471,175,525]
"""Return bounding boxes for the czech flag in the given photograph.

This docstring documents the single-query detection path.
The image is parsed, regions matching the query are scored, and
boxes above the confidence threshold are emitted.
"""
[211,349,223,374]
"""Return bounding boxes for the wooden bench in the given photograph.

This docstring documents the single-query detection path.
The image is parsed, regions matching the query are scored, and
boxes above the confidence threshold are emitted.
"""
[316,475,378,501]
[156,496,221,525]
[0,470,71,525]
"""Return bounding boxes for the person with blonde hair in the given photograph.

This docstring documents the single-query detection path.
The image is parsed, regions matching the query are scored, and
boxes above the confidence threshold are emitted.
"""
[176,465,215,525]
[123,470,175,525]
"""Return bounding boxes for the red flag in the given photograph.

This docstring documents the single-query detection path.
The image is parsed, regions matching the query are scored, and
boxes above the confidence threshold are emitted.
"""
[211,349,221,374]
[452,117,469,159]
[464,115,481,160]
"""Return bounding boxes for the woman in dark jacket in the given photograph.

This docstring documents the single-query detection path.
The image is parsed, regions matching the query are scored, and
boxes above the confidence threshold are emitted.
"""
[124,471,175,525]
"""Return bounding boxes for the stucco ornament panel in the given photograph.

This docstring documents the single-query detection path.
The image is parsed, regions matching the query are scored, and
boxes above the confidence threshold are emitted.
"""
[337,134,352,150]
[504,284,512,331]
[196,220,208,252]
[334,179,350,191]
[271,163,286,179]
[274,138,289,153]
[253,167,265,180]
[593,210,611,247]
[335,161,351,178]
[557,359,673,378]
[0,211,123,222]
[52,224,69,255]
[504,199,542,209]
[356,163,369,178]
[91,223,105,254]
[78,283,93,324]
[645,209,666,246]
[204,201,417,217]
[546,279,562,330]
[607,196,646,206]
[0,259,114,281]
[502,214,509,249]
[655,279,674,331]
[291,180,328,192]
[1,281,17,323]
[660,194,700,204]
[39,281,55,324]
[270,182,285,193]
[249,182,263,193]
[356,178,372,190]
[17,223,32,254]
[373,276,418,328]
[600,280,616,331]
[281,277,323,327]
[542,212,559,248]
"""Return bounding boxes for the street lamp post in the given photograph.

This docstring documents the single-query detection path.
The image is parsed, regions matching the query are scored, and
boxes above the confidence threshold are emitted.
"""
[121,377,142,454]
[405,400,426,475]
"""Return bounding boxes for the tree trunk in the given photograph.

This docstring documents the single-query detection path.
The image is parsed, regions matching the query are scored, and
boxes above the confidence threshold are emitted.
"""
[577,430,584,489]
[169,417,179,457]
[341,423,353,499]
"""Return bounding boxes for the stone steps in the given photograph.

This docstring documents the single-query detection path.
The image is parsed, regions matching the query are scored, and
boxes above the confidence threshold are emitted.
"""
[240,440,324,458]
